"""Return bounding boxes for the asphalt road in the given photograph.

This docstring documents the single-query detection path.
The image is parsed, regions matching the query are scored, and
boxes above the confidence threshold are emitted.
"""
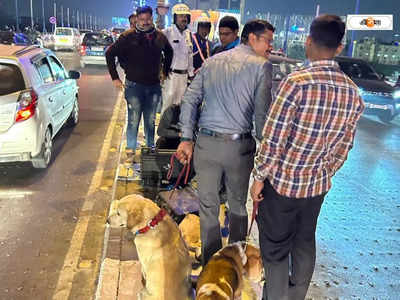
[0,51,121,300]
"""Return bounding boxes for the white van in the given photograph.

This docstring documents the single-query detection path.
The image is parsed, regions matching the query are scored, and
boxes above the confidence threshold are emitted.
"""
[53,27,81,51]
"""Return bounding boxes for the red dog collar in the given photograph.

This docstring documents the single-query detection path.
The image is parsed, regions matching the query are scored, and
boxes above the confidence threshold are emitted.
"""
[135,209,168,236]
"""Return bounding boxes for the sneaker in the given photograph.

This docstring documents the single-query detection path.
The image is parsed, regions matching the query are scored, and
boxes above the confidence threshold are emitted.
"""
[124,150,135,165]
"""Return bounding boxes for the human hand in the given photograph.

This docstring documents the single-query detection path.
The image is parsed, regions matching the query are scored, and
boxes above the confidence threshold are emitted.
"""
[250,179,264,203]
[176,141,194,164]
[112,79,124,89]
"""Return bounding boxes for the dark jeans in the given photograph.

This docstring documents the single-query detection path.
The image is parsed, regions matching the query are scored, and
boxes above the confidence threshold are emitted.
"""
[194,134,256,266]
[257,179,326,300]
[124,80,161,150]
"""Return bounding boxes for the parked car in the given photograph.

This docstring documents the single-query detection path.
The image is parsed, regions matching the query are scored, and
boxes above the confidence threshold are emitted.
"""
[269,54,303,95]
[53,27,81,51]
[334,56,400,123]
[0,45,80,168]
[80,32,114,67]
[0,31,32,46]
[111,27,126,40]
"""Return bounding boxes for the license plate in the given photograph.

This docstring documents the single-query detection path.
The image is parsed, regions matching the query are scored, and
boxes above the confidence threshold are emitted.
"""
[365,103,389,110]
[60,38,68,43]
[91,47,103,51]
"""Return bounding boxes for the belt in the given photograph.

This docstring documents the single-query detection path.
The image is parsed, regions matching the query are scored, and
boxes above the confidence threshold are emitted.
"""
[170,69,188,74]
[199,128,252,141]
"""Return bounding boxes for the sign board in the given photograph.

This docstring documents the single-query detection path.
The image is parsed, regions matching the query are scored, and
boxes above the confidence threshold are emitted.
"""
[49,16,57,24]
[347,15,393,30]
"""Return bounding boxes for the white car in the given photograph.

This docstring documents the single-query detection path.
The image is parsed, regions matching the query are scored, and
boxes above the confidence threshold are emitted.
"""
[0,45,80,168]
[53,27,81,51]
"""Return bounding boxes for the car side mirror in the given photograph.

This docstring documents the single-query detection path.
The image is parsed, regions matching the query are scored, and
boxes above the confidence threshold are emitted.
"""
[68,70,81,80]
[378,72,386,80]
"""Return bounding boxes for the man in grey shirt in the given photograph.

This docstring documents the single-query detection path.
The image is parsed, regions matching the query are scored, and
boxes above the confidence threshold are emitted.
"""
[176,19,274,265]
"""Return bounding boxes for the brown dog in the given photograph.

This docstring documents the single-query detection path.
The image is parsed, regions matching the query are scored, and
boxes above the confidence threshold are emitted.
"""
[196,242,263,300]
[107,194,192,300]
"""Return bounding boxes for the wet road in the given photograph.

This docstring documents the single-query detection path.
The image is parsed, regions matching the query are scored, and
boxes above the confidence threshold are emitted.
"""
[306,115,400,300]
[0,51,121,300]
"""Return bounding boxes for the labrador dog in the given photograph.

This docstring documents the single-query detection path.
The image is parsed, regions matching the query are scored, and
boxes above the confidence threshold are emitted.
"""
[196,242,263,300]
[107,194,192,300]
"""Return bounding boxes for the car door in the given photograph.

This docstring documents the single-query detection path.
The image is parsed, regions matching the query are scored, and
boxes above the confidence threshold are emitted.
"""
[33,57,64,132]
[47,55,73,126]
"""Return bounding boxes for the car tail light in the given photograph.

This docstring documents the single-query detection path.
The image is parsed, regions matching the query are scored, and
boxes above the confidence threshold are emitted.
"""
[15,89,38,122]
[80,45,87,56]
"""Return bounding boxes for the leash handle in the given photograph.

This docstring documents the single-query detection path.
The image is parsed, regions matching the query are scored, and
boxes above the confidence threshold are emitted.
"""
[167,153,191,190]
[248,201,259,236]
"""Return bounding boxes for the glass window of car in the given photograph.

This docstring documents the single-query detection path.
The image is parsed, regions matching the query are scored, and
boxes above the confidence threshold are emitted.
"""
[83,33,114,46]
[48,56,66,81]
[337,60,380,80]
[0,63,25,96]
[55,28,72,36]
[35,58,54,84]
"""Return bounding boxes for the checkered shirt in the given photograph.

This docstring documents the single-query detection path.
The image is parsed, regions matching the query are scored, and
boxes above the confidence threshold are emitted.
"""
[253,60,365,198]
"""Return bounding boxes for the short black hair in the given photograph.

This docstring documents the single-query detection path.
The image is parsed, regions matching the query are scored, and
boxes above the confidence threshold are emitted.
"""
[218,16,239,31]
[136,5,153,16]
[241,19,275,44]
[129,13,137,21]
[310,14,345,49]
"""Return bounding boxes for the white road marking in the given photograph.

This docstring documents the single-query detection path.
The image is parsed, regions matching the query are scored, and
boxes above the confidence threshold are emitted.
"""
[52,91,123,300]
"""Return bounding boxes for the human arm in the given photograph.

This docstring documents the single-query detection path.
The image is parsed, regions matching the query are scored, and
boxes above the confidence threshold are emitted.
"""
[254,62,273,141]
[105,35,126,82]
[252,76,300,182]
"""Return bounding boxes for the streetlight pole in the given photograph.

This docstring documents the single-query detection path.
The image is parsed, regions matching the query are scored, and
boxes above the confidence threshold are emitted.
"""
[347,0,360,57]
[61,5,64,27]
[42,0,46,32]
[30,0,34,29]
[67,7,70,27]
[15,0,19,32]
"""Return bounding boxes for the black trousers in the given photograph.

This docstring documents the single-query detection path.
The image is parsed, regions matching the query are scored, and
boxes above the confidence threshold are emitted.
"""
[257,179,326,300]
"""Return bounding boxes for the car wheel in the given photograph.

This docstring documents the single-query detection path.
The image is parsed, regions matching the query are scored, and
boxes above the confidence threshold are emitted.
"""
[32,127,53,169]
[67,97,79,127]
[378,111,394,123]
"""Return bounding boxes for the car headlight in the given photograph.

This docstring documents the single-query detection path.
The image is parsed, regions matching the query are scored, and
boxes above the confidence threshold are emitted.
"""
[393,90,400,99]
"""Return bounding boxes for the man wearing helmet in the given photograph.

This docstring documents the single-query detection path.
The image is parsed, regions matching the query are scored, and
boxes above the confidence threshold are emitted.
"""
[161,3,194,114]
[191,16,212,74]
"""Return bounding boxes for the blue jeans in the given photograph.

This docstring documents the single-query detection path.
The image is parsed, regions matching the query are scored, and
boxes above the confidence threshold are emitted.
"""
[124,80,161,150]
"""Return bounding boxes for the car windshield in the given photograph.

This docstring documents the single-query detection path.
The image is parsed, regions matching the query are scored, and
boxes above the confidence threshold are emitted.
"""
[0,63,25,96]
[112,28,125,34]
[337,60,381,80]
[83,33,114,46]
[55,28,72,36]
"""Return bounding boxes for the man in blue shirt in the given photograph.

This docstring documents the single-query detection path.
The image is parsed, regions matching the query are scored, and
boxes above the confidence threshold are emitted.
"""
[211,16,240,56]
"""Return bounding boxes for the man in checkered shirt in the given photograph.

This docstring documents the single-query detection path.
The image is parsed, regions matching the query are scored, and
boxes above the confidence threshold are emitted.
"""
[250,15,365,300]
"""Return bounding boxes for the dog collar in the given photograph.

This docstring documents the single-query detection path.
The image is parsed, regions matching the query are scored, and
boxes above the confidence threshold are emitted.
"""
[135,209,168,236]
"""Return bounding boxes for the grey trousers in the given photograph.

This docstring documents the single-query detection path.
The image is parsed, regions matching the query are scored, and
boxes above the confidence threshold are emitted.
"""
[193,133,256,266]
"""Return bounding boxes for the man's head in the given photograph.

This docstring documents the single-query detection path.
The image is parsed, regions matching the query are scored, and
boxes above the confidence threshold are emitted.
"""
[218,16,239,47]
[241,19,275,59]
[197,16,212,40]
[306,15,345,61]
[136,6,153,32]
[172,3,191,31]
[129,13,137,29]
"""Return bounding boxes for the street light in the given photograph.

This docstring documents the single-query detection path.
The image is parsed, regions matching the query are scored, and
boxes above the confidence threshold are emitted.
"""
[30,0,34,29]
[15,0,19,32]
[347,0,360,57]
[42,0,46,32]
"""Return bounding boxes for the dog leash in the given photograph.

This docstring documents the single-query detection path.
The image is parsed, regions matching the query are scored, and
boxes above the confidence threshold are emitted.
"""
[167,153,191,199]
[245,201,259,250]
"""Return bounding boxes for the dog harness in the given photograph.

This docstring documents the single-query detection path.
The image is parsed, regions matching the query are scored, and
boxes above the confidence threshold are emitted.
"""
[134,209,168,236]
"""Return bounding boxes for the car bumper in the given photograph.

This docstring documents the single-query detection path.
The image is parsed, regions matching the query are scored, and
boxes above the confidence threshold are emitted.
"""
[0,117,42,163]
[81,55,107,65]
[363,102,400,117]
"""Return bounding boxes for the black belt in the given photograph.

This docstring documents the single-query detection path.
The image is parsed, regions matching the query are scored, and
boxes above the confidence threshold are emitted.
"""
[170,69,188,74]
[199,128,252,141]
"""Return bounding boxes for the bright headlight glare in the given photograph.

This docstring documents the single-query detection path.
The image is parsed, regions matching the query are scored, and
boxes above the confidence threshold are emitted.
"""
[393,90,400,99]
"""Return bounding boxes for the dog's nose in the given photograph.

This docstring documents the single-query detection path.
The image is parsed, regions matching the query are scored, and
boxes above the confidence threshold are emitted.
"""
[106,219,110,225]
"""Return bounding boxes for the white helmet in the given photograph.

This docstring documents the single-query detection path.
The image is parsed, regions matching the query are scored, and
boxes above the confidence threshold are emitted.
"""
[172,3,191,24]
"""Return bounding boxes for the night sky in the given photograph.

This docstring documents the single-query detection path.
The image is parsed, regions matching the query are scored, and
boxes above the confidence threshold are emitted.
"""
[1,0,399,39]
